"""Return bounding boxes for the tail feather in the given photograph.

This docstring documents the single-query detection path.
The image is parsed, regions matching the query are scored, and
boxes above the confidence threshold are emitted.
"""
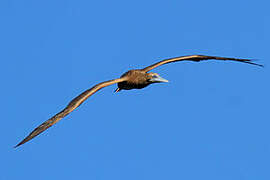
[114,88,121,93]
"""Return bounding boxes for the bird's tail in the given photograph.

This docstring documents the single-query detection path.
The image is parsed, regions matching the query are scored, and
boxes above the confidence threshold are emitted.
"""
[114,88,121,93]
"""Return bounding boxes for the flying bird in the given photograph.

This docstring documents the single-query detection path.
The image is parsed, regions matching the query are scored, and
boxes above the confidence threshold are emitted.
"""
[15,55,263,147]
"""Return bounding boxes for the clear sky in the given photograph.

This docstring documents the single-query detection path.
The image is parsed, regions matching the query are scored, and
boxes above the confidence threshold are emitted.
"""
[1,0,269,179]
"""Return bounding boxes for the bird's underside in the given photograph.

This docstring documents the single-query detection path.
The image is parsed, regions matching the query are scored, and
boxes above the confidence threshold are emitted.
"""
[15,55,263,147]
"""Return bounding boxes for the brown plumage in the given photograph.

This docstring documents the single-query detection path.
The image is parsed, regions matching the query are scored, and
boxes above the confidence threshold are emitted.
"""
[15,55,263,147]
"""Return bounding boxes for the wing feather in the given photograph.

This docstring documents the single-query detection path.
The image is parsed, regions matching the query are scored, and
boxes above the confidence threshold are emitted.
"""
[141,55,263,72]
[15,78,126,148]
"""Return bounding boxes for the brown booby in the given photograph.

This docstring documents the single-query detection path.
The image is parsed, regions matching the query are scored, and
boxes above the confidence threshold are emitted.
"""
[15,55,263,147]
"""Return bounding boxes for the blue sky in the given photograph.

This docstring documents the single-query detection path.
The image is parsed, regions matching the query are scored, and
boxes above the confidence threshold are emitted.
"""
[1,0,269,179]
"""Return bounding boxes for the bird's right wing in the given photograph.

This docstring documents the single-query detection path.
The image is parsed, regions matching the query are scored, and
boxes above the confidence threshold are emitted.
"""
[15,77,127,148]
[141,55,263,72]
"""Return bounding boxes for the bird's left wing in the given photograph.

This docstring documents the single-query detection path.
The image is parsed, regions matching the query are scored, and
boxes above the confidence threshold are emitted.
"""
[15,77,127,148]
[141,55,263,72]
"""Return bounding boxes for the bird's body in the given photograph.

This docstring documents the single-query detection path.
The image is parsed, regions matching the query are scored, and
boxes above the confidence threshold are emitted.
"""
[118,70,148,90]
[116,70,161,91]
[15,55,263,147]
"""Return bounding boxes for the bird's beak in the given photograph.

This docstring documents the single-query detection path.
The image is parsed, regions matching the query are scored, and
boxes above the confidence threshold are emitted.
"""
[150,75,169,83]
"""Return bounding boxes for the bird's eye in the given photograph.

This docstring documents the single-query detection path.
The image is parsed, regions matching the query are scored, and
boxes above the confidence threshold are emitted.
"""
[152,75,158,78]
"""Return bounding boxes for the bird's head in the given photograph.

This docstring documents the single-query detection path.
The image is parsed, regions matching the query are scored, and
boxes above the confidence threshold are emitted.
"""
[147,72,169,83]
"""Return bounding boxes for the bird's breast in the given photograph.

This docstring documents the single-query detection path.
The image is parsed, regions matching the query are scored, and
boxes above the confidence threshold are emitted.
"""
[117,81,149,90]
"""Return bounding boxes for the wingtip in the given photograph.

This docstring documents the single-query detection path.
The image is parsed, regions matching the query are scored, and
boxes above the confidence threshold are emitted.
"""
[14,140,26,148]
[246,59,264,67]
[14,143,22,148]
[256,61,264,68]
